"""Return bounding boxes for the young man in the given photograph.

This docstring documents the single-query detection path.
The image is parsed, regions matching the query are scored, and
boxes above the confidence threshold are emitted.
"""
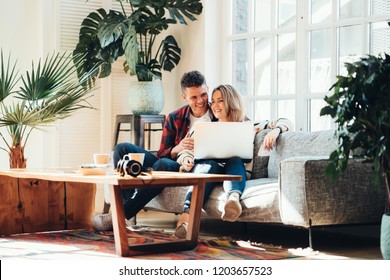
[113,70,217,219]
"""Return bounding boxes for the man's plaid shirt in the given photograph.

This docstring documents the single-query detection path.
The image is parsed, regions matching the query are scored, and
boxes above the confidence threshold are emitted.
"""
[157,104,216,159]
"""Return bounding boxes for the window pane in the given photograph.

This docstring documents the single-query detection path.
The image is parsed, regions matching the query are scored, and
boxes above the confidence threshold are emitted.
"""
[339,25,363,76]
[311,0,332,24]
[254,37,271,96]
[371,0,390,15]
[254,0,271,31]
[277,100,295,124]
[232,0,248,34]
[371,22,390,55]
[278,0,296,28]
[254,100,271,122]
[232,40,248,96]
[310,99,333,131]
[278,33,296,94]
[310,29,331,93]
[339,0,364,19]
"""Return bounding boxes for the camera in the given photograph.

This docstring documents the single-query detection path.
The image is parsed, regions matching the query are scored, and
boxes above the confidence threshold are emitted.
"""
[117,155,142,177]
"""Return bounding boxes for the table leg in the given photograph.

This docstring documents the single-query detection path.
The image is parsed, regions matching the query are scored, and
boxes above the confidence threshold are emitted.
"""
[109,185,129,256]
[186,181,205,244]
[109,182,206,257]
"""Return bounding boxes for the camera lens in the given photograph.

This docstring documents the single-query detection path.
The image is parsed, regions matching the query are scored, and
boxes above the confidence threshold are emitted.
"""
[125,160,142,177]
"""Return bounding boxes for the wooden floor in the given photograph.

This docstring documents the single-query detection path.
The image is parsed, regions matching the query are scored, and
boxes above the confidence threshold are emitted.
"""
[136,210,383,260]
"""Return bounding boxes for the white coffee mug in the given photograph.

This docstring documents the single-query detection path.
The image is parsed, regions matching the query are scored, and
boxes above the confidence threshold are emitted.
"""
[126,153,145,165]
[93,153,111,165]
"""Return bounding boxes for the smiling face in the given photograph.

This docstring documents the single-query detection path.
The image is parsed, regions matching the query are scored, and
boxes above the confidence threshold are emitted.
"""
[211,90,228,121]
[211,85,245,122]
[182,85,209,118]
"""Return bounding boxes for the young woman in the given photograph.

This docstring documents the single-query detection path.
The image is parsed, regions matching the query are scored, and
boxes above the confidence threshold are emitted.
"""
[175,84,293,238]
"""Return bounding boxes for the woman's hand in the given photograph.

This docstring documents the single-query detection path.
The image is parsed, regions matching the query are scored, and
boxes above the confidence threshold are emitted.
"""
[263,128,281,151]
[181,156,194,171]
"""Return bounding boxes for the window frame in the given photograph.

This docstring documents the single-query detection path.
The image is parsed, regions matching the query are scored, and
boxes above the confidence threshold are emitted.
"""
[222,0,390,131]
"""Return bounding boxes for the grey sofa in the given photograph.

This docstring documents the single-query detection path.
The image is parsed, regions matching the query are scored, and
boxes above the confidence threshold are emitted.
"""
[144,129,386,244]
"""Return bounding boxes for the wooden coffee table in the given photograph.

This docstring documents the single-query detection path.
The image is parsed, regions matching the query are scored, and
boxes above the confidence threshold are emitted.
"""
[0,169,240,257]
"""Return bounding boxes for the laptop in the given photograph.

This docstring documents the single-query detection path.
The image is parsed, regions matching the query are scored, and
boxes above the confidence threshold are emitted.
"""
[193,121,254,163]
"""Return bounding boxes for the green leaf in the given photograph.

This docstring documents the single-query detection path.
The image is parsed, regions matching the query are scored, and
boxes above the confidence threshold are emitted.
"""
[159,35,181,71]
[73,8,114,86]
[74,0,203,81]
[136,60,161,81]
[320,53,390,194]
[0,51,97,152]
[320,105,336,118]
[97,10,127,48]
[166,0,203,25]
[122,25,138,75]
[0,50,20,102]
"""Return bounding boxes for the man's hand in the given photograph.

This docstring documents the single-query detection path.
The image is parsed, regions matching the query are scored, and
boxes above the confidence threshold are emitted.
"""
[179,133,194,151]
[171,132,194,159]
[263,128,281,151]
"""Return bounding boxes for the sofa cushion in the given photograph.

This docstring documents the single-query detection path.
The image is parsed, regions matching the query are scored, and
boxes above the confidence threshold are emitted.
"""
[144,186,189,213]
[251,129,271,179]
[253,129,269,155]
[279,157,384,227]
[267,130,338,178]
[204,178,282,223]
[251,156,269,179]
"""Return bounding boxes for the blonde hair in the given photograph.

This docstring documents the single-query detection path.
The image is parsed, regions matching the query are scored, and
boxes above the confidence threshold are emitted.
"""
[212,84,245,122]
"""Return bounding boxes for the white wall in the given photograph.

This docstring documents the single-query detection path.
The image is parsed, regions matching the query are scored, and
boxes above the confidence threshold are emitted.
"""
[0,0,219,169]
[161,1,207,114]
[0,0,44,61]
[164,0,223,110]
[204,0,224,90]
[0,0,46,169]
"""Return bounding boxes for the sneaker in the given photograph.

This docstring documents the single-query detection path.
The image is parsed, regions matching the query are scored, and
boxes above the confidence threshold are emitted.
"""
[91,213,113,231]
[221,193,242,222]
[175,222,188,239]
[175,213,189,239]
[126,217,137,227]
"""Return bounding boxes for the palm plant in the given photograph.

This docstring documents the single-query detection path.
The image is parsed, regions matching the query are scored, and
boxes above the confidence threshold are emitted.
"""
[73,0,203,86]
[0,51,96,168]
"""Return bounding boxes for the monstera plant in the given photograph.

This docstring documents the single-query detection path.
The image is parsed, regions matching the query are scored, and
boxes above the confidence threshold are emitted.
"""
[73,0,203,115]
[320,53,390,259]
[0,51,96,168]
[73,0,203,84]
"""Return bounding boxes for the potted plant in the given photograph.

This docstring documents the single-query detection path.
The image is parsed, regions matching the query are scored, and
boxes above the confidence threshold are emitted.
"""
[320,53,390,259]
[73,0,203,115]
[0,51,96,168]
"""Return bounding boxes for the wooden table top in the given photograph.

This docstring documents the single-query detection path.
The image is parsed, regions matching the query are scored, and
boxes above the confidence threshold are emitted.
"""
[0,169,242,186]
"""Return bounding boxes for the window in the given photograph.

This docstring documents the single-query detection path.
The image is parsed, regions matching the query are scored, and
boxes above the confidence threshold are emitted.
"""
[225,0,390,131]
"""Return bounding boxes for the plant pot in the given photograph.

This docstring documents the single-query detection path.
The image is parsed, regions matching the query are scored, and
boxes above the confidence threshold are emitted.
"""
[381,213,390,259]
[129,81,164,115]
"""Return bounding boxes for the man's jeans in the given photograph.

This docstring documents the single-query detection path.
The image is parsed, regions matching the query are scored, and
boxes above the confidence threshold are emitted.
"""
[113,142,180,219]
[182,156,246,213]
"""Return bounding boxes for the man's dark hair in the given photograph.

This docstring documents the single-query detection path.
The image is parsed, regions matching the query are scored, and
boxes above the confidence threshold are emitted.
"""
[180,71,207,92]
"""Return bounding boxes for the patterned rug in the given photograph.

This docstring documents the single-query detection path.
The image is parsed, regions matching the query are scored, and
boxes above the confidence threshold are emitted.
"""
[0,228,304,260]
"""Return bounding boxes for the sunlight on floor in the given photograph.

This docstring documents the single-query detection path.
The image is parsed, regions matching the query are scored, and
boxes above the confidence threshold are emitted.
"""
[0,210,382,260]
[0,238,117,260]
